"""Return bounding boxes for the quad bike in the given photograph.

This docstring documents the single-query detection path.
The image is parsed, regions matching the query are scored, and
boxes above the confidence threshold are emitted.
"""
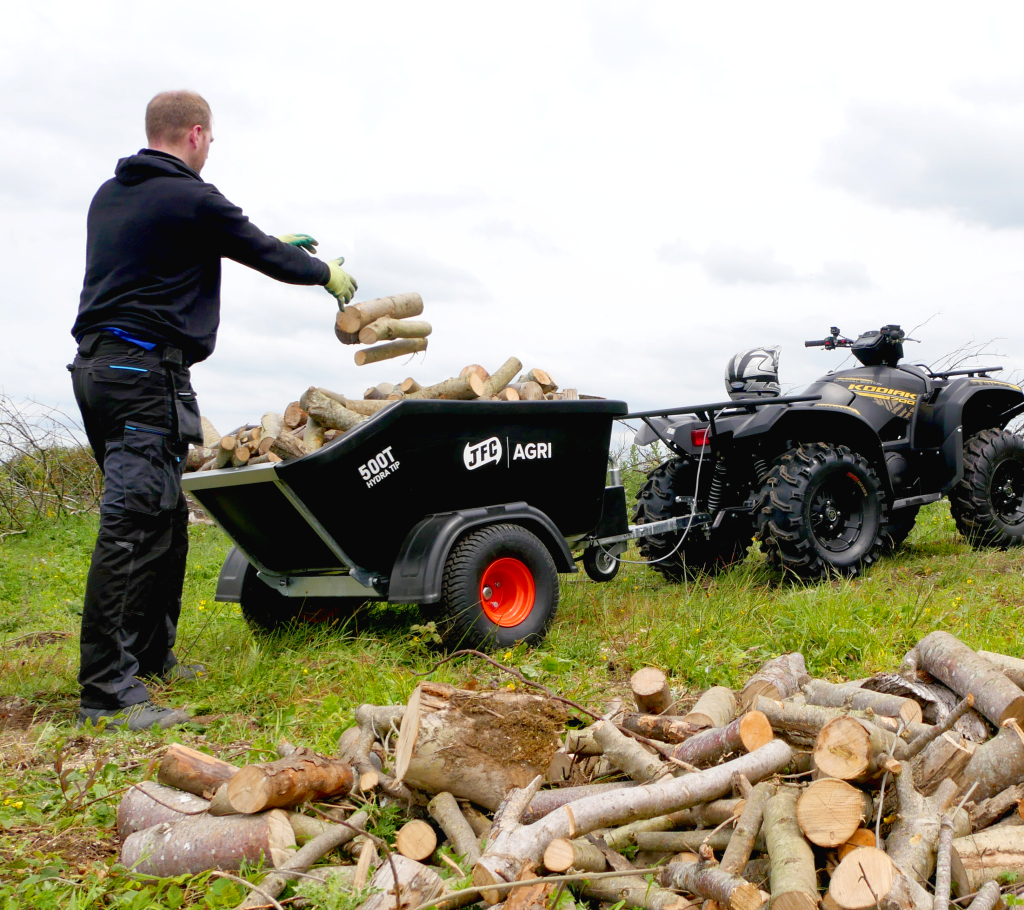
[630,325,1024,580]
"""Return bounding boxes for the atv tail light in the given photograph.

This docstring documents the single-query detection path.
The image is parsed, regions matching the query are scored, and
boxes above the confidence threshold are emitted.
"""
[691,428,711,447]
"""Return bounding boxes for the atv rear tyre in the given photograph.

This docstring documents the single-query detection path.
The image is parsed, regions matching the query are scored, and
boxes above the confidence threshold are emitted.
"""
[951,428,1024,549]
[755,443,886,579]
[882,505,920,552]
[239,562,367,634]
[436,523,559,650]
[633,457,751,582]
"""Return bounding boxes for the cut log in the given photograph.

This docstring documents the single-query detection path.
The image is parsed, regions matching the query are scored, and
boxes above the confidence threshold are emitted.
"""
[829,846,931,910]
[887,776,969,885]
[960,720,1024,802]
[429,791,482,864]
[620,713,708,744]
[352,834,377,888]
[301,387,368,432]
[601,800,745,852]
[212,435,237,469]
[592,719,669,783]
[120,809,295,876]
[521,369,557,394]
[337,292,424,334]
[304,416,325,451]
[360,854,445,910]
[334,313,362,344]
[837,828,878,860]
[755,696,929,746]
[364,382,392,400]
[914,732,976,796]
[463,804,492,840]
[671,711,774,767]
[359,317,432,345]
[902,695,978,761]
[230,444,251,467]
[270,428,310,461]
[721,782,775,875]
[355,338,428,365]
[510,381,544,401]
[544,837,607,872]
[979,650,1024,689]
[116,781,209,838]
[200,415,220,448]
[580,873,696,910]
[480,357,523,399]
[283,402,306,429]
[472,741,794,895]
[739,654,809,709]
[460,364,491,384]
[157,743,238,799]
[796,778,871,848]
[684,687,737,731]
[400,378,423,394]
[803,679,922,725]
[396,819,437,861]
[394,682,566,810]
[968,783,1024,830]
[225,749,353,814]
[523,783,637,825]
[288,808,367,845]
[635,829,766,855]
[186,446,215,471]
[404,373,485,401]
[950,826,1024,895]
[914,632,1024,727]
[763,787,818,910]
[663,862,763,910]
[814,716,903,783]
[494,387,520,401]
[968,882,1005,910]
[631,667,673,715]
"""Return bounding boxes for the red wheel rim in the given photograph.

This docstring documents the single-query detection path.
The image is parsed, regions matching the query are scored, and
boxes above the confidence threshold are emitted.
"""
[479,558,536,627]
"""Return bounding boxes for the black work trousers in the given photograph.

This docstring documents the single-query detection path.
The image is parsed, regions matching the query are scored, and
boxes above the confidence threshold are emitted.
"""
[70,334,203,710]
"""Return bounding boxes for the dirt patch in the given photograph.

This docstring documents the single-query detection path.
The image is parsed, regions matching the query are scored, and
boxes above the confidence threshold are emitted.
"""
[4,630,73,649]
[22,824,118,867]
[450,687,567,767]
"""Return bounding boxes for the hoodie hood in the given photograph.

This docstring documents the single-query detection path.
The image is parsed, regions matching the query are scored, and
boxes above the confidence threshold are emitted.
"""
[115,149,201,186]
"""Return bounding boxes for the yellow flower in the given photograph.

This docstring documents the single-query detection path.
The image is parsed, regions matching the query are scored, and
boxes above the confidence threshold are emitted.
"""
[302,668,308,674]
[2,798,9,806]
[966,579,974,585]
[200,599,207,604]
[503,650,513,661]
[12,801,22,809]
[197,604,205,611]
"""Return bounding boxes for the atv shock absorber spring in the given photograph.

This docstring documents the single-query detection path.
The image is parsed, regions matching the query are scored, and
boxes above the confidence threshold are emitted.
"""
[706,457,728,513]
[753,458,770,483]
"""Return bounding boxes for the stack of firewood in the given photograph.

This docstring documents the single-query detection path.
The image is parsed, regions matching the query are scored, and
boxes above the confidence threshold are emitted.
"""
[186,358,590,472]
[335,292,433,366]
[112,631,1024,910]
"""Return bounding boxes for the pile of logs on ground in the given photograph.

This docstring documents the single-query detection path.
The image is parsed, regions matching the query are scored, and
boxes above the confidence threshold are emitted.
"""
[186,357,596,472]
[114,631,1024,910]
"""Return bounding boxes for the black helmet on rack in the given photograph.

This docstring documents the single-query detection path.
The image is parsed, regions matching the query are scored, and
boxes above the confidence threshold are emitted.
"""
[725,346,781,399]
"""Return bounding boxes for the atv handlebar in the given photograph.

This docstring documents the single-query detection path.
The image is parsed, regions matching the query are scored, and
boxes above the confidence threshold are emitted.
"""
[805,339,829,348]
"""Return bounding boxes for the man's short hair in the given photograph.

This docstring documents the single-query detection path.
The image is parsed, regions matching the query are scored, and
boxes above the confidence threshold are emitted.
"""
[145,91,212,144]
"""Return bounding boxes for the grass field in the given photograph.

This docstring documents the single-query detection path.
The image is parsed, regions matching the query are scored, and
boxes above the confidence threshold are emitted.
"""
[1,498,1023,908]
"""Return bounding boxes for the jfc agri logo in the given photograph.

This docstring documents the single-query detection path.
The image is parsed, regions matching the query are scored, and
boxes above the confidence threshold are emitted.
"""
[463,436,502,470]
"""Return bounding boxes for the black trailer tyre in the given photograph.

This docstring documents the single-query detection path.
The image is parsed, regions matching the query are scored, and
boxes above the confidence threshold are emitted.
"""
[882,505,920,552]
[754,443,886,579]
[951,428,1024,549]
[583,545,620,582]
[633,457,751,582]
[239,562,366,634]
[437,523,559,650]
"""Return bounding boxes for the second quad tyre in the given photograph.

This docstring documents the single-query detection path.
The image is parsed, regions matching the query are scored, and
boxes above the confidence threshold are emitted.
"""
[951,428,1024,548]
[436,523,559,650]
[755,443,886,579]
[633,456,751,582]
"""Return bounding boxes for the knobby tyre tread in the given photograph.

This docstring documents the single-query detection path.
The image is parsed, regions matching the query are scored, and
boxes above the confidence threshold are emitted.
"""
[951,428,1024,549]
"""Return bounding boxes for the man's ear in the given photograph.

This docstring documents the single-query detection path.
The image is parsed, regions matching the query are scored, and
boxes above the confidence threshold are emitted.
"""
[189,124,203,149]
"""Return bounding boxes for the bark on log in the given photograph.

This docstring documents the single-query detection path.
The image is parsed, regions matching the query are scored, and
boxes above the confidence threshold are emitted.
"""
[670,711,773,767]
[739,654,809,709]
[968,784,1024,830]
[186,446,215,471]
[635,829,766,855]
[359,317,432,345]
[396,819,437,861]
[580,874,696,910]
[283,402,306,429]
[523,783,637,825]
[116,781,209,838]
[120,809,295,876]
[301,388,368,432]
[796,778,872,848]
[231,444,251,467]
[886,776,969,885]
[663,862,763,910]
[355,338,429,365]
[967,882,1005,910]
[200,415,220,447]
[334,312,362,344]
[721,782,775,875]
[935,814,956,910]
[620,714,708,744]
[829,847,932,910]
[684,687,737,730]
[337,292,424,334]
[763,787,818,910]
[429,791,482,864]
[631,668,673,714]
[480,357,523,399]
[472,741,793,896]
[914,732,976,796]
[304,416,325,451]
[400,378,423,394]
[592,719,669,783]
[544,837,608,872]
[598,800,746,854]
[914,632,1024,727]
[270,428,310,461]
[511,381,544,401]
[404,373,485,401]
[903,695,978,762]
[394,682,566,810]
[157,743,238,799]
[225,749,354,813]
[814,716,903,782]
[754,696,918,746]
[979,651,1024,689]
[803,679,923,725]
[359,854,445,910]
[960,720,1024,802]
[288,808,367,845]
[521,369,557,394]
[212,435,237,469]
[950,826,1024,895]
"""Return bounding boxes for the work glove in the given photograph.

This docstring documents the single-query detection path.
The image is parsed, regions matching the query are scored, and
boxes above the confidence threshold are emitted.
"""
[325,257,358,307]
[277,233,318,254]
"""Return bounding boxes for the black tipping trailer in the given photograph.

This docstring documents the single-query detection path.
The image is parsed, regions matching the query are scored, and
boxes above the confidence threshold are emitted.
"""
[182,398,632,649]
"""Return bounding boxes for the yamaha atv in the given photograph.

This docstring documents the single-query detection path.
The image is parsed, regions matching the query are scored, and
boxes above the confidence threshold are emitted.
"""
[630,325,1024,580]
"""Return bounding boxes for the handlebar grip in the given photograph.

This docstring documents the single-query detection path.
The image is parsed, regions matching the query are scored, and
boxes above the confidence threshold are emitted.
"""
[804,339,828,347]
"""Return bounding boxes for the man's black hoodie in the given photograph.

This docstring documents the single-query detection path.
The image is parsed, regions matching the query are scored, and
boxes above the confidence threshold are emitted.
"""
[72,149,331,364]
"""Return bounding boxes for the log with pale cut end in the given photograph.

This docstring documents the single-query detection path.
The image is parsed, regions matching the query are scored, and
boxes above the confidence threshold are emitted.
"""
[631,667,673,715]
[683,686,737,730]
[211,435,236,469]
[157,743,238,798]
[914,731,975,796]
[225,749,353,814]
[257,434,275,456]
[721,782,774,875]
[460,364,491,383]
[510,380,544,400]
[337,292,424,334]
[480,357,523,399]
[396,818,438,861]
[636,828,766,855]
[358,316,433,345]
[334,312,362,344]
[270,428,310,461]
[803,678,923,725]
[914,632,1024,727]
[304,416,325,451]
[950,826,1024,895]
[493,386,520,401]
[230,443,251,467]
[186,445,214,471]
[814,716,902,783]
[796,778,871,848]
[544,837,607,872]
[207,782,234,816]
[400,377,423,394]
[429,791,482,864]
[837,828,878,860]
[763,787,817,910]
[301,387,368,432]
[600,800,746,853]
[283,401,306,429]
[355,337,428,365]
[663,862,763,910]
[622,712,721,744]
[116,781,209,838]
[755,696,930,745]
[365,382,393,400]
[260,411,283,441]
[886,776,968,886]
[960,720,1024,802]
[671,711,773,767]
[969,783,1024,830]
[828,846,932,910]
[360,854,444,910]
[120,808,295,876]
[521,368,557,394]
[404,372,485,401]
[592,719,668,783]
[739,653,809,708]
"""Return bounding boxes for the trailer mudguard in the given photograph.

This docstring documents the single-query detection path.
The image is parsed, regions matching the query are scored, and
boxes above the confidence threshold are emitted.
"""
[214,545,250,603]
[388,502,576,604]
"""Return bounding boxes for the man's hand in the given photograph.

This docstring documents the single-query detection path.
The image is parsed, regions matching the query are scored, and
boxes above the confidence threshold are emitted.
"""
[277,233,319,254]
[325,257,357,307]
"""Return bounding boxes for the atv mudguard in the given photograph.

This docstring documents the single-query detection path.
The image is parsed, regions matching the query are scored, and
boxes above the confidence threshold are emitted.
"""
[929,378,1024,443]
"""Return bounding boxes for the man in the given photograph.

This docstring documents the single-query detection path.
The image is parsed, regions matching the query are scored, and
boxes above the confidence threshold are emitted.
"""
[70,90,356,730]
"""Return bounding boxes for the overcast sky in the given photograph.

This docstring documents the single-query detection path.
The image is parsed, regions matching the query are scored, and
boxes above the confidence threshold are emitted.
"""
[3,3,1024,434]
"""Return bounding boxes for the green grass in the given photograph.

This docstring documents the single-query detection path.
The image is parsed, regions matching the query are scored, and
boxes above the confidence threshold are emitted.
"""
[1,501,1023,907]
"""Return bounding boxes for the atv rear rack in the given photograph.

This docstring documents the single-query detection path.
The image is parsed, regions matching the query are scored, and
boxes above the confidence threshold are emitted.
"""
[624,393,822,421]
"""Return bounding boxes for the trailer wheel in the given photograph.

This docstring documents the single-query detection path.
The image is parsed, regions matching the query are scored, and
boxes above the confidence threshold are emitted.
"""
[951,428,1024,549]
[239,562,366,634]
[583,545,620,582]
[437,523,559,650]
